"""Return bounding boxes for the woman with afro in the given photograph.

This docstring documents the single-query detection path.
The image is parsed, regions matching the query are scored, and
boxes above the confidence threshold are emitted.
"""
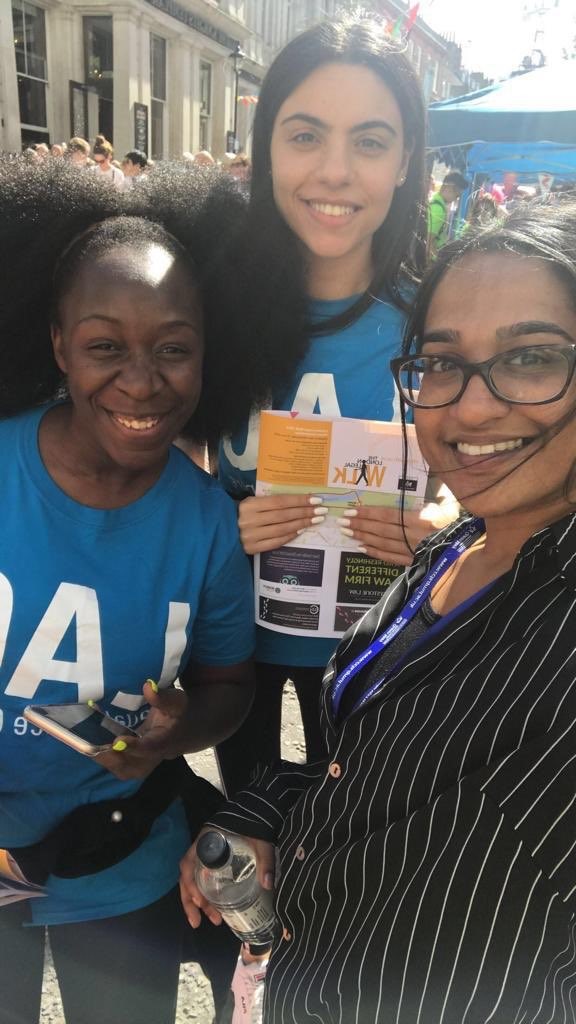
[0,159,262,1024]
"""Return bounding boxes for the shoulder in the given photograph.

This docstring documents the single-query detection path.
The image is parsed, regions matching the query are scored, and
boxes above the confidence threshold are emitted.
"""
[363,296,407,328]
[0,406,43,441]
[428,194,446,227]
[170,446,235,507]
[429,193,445,210]
[334,297,408,346]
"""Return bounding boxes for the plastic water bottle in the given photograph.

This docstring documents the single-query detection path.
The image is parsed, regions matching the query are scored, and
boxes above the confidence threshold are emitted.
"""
[195,830,277,946]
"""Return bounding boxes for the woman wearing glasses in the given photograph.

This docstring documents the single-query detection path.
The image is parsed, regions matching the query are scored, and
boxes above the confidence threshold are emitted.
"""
[182,200,576,1022]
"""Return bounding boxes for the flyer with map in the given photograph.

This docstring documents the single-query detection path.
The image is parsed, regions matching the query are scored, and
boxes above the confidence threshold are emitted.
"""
[254,410,429,639]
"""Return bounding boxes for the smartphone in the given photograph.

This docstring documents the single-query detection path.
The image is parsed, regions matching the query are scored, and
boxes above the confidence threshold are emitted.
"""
[23,703,140,756]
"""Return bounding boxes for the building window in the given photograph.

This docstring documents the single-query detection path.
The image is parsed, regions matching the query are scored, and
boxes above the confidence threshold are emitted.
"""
[150,34,166,159]
[413,44,421,73]
[12,0,48,144]
[84,16,113,141]
[199,60,212,151]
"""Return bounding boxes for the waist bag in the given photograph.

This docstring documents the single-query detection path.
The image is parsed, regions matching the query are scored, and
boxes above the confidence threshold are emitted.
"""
[9,757,225,885]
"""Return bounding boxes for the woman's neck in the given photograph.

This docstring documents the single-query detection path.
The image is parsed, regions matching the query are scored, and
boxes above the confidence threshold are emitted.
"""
[39,405,166,509]
[432,506,569,616]
[307,246,372,301]
[481,503,569,572]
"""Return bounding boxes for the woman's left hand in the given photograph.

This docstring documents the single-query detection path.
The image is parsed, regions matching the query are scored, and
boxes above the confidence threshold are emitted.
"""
[95,681,190,781]
[338,498,460,565]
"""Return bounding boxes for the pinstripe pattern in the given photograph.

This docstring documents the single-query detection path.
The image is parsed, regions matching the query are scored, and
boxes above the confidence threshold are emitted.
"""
[212,513,576,1023]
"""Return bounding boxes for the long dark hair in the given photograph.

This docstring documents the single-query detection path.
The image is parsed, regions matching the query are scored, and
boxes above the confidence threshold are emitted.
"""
[250,18,428,338]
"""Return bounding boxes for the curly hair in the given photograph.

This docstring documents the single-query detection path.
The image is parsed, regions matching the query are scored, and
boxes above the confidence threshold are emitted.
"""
[0,159,285,442]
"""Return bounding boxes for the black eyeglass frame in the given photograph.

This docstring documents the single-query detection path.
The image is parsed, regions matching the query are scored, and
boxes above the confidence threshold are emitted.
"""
[390,344,576,409]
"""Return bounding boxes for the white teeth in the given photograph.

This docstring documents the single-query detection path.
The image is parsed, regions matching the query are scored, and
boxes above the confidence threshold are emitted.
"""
[309,202,356,217]
[457,439,524,456]
[113,415,160,431]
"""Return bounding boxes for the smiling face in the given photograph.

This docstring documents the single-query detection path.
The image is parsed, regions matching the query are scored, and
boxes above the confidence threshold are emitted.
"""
[51,243,203,477]
[270,62,409,294]
[414,253,576,530]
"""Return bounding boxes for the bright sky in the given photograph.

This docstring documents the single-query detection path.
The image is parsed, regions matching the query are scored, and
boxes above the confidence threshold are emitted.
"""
[420,0,529,78]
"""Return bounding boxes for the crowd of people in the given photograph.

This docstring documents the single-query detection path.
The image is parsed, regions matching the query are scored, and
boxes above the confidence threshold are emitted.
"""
[1,12,575,1024]
[19,134,253,196]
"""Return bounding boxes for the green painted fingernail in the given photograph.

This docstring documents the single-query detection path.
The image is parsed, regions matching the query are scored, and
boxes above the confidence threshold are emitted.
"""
[113,740,127,752]
[147,679,159,693]
[87,699,95,708]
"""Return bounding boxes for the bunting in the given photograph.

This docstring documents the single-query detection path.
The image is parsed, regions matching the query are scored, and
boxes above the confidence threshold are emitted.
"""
[391,16,403,39]
[384,4,420,41]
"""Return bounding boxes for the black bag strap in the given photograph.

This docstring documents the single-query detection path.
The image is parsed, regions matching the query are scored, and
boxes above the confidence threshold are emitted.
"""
[11,757,224,884]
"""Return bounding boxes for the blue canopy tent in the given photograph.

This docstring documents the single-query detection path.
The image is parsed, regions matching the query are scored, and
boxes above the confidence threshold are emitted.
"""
[428,63,576,150]
[465,142,576,183]
[428,64,576,229]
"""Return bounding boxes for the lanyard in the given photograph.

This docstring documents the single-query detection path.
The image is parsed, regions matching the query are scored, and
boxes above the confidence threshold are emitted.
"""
[330,518,484,720]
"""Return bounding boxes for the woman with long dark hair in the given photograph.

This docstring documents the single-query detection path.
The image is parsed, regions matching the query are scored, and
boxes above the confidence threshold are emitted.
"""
[216,17,455,794]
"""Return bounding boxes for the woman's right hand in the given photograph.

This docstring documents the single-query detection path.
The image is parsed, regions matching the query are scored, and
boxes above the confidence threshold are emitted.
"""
[179,830,276,927]
[238,495,327,554]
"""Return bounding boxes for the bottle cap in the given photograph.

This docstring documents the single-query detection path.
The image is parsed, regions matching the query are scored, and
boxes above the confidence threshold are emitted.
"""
[196,830,230,869]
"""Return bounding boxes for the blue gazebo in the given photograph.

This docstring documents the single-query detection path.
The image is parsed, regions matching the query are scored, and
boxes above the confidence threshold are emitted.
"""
[428,62,576,151]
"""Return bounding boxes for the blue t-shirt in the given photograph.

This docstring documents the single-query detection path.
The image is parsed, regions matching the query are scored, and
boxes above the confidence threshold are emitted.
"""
[0,406,254,924]
[219,295,407,668]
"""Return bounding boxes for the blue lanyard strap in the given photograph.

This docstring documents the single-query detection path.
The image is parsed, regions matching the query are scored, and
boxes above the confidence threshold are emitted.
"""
[330,518,484,720]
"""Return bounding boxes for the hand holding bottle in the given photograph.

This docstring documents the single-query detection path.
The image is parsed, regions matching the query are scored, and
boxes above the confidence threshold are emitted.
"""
[180,828,276,930]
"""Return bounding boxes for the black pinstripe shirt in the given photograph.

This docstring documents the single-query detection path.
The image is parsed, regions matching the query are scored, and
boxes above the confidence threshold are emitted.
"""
[211,513,576,1024]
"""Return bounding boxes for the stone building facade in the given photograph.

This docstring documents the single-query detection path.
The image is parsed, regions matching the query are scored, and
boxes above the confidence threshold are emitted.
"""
[0,0,346,157]
[0,0,466,157]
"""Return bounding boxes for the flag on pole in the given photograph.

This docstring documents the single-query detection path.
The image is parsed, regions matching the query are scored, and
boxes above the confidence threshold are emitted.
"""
[391,16,403,38]
[405,4,420,33]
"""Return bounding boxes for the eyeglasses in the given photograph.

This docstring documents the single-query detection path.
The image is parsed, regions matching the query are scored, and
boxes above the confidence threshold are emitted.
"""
[391,344,576,409]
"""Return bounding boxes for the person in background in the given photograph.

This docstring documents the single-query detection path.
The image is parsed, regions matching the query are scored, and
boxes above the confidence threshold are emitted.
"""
[0,161,256,1024]
[91,134,125,188]
[122,149,148,183]
[458,189,504,236]
[215,17,457,800]
[67,136,91,167]
[182,197,576,1024]
[194,150,216,167]
[228,153,252,184]
[50,142,66,159]
[33,142,50,161]
[427,169,468,255]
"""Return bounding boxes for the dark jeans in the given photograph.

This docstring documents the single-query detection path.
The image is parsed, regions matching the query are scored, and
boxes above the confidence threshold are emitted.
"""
[0,887,238,1024]
[216,662,328,798]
